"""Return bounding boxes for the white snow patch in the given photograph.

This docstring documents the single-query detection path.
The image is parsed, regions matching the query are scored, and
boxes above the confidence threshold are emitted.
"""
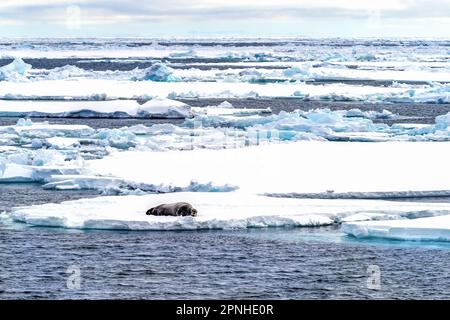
[86,141,450,196]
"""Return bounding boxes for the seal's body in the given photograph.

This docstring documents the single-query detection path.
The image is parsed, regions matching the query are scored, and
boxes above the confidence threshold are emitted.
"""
[146,202,198,217]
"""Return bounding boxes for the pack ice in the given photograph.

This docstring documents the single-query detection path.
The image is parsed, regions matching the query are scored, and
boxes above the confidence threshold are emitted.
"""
[3,108,450,187]
[0,98,193,119]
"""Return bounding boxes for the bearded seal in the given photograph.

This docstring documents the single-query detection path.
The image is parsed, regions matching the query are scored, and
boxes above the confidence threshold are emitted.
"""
[146,202,198,217]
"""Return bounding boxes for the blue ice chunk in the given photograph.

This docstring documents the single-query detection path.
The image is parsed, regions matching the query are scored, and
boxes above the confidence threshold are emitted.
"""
[141,62,179,82]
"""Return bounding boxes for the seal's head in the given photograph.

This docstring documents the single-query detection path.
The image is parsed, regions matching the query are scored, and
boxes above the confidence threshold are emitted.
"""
[146,208,154,215]
[191,208,198,217]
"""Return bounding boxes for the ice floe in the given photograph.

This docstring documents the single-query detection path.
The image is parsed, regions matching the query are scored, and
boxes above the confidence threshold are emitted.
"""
[1,38,449,243]
[3,108,450,190]
[3,121,95,137]
[342,215,450,242]
[85,141,450,196]
[4,108,450,189]
[0,163,82,183]
[0,98,193,119]
[9,192,450,231]
[141,62,180,82]
[191,100,272,116]
[185,108,396,142]
[0,58,31,82]
[187,108,450,142]
[0,77,448,103]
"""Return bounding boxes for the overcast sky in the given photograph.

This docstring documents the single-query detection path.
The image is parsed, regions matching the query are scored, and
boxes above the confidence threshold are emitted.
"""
[0,0,449,38]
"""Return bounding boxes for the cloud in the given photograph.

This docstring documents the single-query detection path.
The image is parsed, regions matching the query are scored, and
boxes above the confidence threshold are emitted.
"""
[1,0,450,23]
[0,0,449,36]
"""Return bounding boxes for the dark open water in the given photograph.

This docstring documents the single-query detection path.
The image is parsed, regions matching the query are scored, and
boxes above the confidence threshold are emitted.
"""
[1,222,449,300]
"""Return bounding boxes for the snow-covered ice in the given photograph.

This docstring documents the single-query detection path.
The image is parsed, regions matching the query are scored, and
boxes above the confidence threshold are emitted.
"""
[0,98,193,119]
[86,141,450,196]
[4,110,450,192]
[1,37,449,103]
[0,58,31,82]
[9,192,450,231]
[0,79,448,103]
[141,62,180,82]
[342,215,450,242]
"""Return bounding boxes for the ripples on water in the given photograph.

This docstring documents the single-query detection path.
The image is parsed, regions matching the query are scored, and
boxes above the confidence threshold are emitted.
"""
[1,223,449,300]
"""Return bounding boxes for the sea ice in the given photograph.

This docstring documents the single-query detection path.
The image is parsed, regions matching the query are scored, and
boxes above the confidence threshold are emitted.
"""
[16,118,33,126]
[282,66,312,79]
[4,121,95,137]
[41,175,237,194]
[0,77,448,103]
[191,100,271,116]
[356,53,377,61]
[0,163,82,183]
[0,58,31,81]
[0,98,193,119]
[342,215,450,242]
[10,192,450,231]
[136,97,193,118]
[86,141,450,196]
[186,108,391,139]
[141,62,179,82]
[95,129,137,149]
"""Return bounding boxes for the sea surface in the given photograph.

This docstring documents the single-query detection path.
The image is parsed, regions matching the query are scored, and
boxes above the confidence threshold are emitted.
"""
[1,221,449,299]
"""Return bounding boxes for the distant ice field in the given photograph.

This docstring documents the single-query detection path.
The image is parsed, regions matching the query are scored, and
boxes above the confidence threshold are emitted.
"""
[0,38,449,103]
